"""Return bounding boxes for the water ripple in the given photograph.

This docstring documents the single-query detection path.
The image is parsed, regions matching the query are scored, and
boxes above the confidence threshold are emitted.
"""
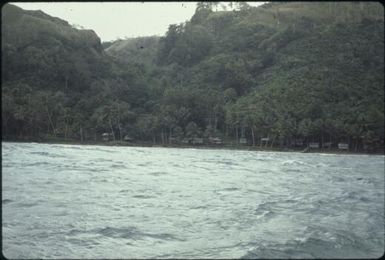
[2,142,384,259]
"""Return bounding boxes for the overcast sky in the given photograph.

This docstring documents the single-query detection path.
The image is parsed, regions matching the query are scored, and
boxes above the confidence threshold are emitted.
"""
[12,2,265,42]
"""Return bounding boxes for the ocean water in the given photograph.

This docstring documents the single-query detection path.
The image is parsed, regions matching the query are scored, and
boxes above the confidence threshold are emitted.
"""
[2,142,384,259]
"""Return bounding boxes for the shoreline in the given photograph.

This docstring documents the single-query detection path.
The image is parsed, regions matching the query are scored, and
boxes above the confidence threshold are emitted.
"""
[2,138,383,155]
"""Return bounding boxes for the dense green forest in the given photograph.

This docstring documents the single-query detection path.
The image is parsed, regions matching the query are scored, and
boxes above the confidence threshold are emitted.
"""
[2,2,384,152]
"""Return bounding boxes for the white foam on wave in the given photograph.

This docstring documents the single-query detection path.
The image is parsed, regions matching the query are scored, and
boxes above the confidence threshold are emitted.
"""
[281,160,309,166]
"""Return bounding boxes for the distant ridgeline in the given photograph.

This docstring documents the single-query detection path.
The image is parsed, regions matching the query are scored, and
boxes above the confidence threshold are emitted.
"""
[2,2,384,152]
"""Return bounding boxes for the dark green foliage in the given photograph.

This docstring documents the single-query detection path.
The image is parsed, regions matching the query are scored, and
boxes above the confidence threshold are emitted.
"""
[2,2,384,152]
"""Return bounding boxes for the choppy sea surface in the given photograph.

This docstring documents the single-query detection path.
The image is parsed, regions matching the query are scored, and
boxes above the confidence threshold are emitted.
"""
[2,142,384,259]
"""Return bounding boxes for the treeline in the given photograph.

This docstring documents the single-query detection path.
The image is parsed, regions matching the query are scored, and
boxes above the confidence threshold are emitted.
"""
[2,2,384,152]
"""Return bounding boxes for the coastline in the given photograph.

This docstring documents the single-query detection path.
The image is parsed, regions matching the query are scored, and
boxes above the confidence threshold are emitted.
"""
[2,138,383,155]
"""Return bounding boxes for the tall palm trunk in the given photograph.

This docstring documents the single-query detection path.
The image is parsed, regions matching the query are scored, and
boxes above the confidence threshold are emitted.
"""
[117,104,122,141]
[109,117,116,141]
[80,126,83,142]
[161,129,165,145]
[45,105,56,136]
[169,127,172,144]
[64,120,68,141]
[270,135,276,148]
[251,127,255,146]
[117,117,122,141]
[265,133,270,148]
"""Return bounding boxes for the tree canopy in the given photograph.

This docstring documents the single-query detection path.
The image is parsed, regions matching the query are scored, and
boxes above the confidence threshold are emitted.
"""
[2,2,384,152]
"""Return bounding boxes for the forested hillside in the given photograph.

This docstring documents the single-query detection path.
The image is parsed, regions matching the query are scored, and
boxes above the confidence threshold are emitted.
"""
[2,2,384,152]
